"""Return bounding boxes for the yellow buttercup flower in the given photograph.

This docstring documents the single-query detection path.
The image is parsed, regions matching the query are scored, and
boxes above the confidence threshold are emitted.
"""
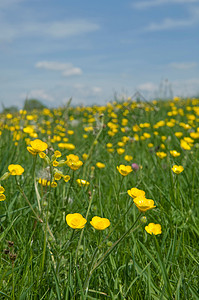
[66,213,87,229]
[76,179,90,186]
[127,188,145,199]
[54,173,62,180]
[180,140,191,150]
[170,150,181,157]
[172,165,184,174]
[82,153,88,161]
[27,139,48,155]
[66,154,83,171]
[90,216,110,230]
[0,186,5,193]
[156,152,167,159]
[8,164,24,175]
[96,162,105,169]
[0,194,6,201]
[124,155,133,161]
[133,196,156,212]
[117,165,132,176]
[117,148,125,155]
[38,178,48,186]
[58,143,75,150]
[145,223,162,235]
[63,175,70,182]
[54,150,61,158]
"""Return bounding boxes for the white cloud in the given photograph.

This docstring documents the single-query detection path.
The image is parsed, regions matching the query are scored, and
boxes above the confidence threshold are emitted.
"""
[20,89,54,102]
[0,19,99,42]
[35,61,82,77]
[133,0,199,9]
[144,7,199,31]
[173,78,199,96]
[169,62,197,69]
[137,82,158,92]
[92,87,102,93]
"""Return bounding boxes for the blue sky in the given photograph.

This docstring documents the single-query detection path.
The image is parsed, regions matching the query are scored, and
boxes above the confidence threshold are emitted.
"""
[0,0,199,108]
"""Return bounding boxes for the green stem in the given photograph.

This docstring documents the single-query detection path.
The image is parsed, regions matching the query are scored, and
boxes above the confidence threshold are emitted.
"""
[84,212,141,294]
[75,190,95,264]
[82,117,104,178]
[116,176,125,215]
[64,170,74,207]
[12,262,15,300]
[15,178,43,223]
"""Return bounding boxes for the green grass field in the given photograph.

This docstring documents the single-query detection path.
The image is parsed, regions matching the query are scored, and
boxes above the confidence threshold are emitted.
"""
[0,97,199,299]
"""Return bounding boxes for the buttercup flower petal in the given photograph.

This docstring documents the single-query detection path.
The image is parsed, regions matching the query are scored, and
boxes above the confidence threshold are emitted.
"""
[145,223,162,235]
[172,165,184,174]
[8,164,24,175]
[30,139,48,153]
[90,216,110,230]
[117,165,132,176]
[66,213,87,229]
[133,196,156,212]
[128,188,145,199]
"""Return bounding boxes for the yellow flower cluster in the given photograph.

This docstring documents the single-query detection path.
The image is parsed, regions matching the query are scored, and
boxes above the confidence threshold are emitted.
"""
[66,213,110,230]
[128,187,161,235]
[0,186,6,201]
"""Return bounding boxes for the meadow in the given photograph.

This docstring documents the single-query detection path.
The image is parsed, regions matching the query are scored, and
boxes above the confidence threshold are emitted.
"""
[0,97,198,299]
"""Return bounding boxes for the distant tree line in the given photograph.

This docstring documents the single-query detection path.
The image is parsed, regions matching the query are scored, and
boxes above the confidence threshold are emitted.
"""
[1,99,47,113]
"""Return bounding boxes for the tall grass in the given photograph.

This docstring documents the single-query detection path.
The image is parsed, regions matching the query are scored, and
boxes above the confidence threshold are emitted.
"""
[0,98,198,299]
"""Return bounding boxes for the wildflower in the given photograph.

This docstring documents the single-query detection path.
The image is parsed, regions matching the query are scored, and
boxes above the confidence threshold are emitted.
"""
[133,196,156,212]
[131,163,139,171]
[128,187,145,199]
[117,141,125,147]
[107,148,114,153]
[180,140,191,150]
[58,143,75,150]
[0,186,5,193]
[82,153,88,161]
[54,173,62,180]
[90,216,110,230]
[8,164,24,175]
[170,150,181,157]
[39,152,46,159]
[27,139,48,155]
[145,223,162,235]
[96,162,105,169]
[117,148,125,155]
[54,150,61,158]
[175,132,183,138]
[117,165,132,176]
[76,179,90,187]
[106,143,113,148]
[156,152,167,159]
[0,194,6,201]
[124,155,133,161]
[50,181,57,188]
[66,213,87,229]
[63,175,70,182]
[67,130,74,135]
[148,143,154,148]
[172,165,184,174]
[66,154,83,171]
[38,178,48,186]
[53,160,59,167]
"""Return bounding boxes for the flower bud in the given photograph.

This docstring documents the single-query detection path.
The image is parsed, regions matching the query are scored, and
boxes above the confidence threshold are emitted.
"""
[140,216,147,224]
